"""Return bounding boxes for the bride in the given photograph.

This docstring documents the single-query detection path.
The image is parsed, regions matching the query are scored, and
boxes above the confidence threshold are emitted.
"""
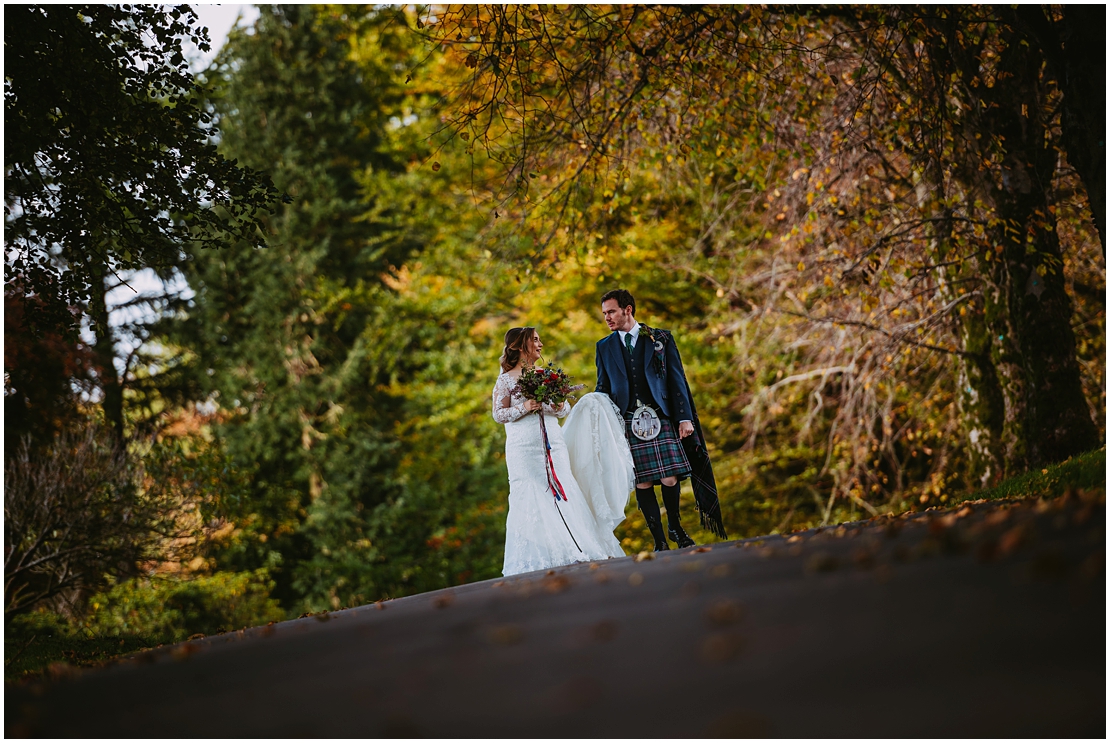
[492,327,632,576]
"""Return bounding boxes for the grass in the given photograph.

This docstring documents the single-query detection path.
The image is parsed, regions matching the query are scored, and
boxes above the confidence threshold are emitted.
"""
[5,633,163,684]
[949,447,1105,506]
[5,613,162,685]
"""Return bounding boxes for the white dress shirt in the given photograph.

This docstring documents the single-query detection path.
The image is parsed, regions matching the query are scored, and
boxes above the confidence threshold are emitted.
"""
[617,322,642,350]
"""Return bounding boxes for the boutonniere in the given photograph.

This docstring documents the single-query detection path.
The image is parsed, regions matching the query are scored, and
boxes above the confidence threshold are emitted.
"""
[639,325,667,376]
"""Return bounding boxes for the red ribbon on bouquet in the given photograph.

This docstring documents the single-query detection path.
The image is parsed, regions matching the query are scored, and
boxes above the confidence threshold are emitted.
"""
[537,412,581,553]
[538,414,567,502]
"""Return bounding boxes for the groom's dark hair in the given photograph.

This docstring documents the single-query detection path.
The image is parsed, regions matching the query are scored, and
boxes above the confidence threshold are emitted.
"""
[601,289,635,315]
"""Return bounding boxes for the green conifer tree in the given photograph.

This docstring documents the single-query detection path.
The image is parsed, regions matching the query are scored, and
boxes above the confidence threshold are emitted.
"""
[176,5,425,611]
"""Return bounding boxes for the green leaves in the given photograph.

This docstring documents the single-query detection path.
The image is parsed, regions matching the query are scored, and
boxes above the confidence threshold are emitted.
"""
[5,4,281,332]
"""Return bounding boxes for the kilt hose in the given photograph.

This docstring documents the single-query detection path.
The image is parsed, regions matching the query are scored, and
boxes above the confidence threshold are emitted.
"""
[624,416,691,485]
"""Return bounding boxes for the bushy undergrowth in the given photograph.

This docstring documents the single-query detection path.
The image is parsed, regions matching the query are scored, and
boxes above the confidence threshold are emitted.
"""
[81,569,284,642]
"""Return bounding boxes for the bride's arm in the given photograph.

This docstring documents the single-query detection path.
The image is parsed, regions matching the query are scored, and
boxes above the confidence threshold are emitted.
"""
[492,381,529,424]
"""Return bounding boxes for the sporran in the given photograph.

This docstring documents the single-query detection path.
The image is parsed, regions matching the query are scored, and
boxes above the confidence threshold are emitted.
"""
[630,404,662,441]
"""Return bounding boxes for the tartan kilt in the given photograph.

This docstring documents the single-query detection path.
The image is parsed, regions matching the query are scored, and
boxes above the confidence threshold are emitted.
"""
[625,416,691,485]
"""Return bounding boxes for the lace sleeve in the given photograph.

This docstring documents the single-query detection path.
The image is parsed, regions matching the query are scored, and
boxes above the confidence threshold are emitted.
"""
[492,377,528,424]
[544,401,570,419]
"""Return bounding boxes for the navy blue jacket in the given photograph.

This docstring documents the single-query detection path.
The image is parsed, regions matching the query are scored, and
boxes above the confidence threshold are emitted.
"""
[595,327,694,422]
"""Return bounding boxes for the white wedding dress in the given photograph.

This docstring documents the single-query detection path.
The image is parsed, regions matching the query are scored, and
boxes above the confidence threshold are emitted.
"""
[493,374,631,576]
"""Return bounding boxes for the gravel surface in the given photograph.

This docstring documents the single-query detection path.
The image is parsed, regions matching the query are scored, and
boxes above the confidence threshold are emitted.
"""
[6,492,1104,737]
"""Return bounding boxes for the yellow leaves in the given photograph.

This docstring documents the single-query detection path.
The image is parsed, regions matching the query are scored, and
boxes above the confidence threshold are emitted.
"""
[796,261,805,271]
[824,275,834,288]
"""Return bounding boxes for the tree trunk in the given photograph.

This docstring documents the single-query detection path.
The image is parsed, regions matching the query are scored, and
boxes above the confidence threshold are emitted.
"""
[976,28,1100,468]
[89,267,124,446]
[916,174,1011,485]
[1011,5,1106,252]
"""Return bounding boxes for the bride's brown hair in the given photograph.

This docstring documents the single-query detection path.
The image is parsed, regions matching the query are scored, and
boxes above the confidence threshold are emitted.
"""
[500,326,538,372]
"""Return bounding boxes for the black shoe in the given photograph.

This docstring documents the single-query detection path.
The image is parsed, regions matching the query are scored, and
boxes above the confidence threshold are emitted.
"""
[668,525,696,549]
[644,515,671,552]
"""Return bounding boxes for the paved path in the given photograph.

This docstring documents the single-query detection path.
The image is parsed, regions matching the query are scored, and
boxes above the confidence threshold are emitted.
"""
[7,492,1104,737]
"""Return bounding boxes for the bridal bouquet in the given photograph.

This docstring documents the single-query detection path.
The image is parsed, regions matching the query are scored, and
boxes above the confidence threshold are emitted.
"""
[514,363,585,407]
[515,363,584,512]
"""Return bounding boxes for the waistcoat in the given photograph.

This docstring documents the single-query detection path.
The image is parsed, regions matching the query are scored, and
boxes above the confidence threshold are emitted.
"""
[623,334,659,414]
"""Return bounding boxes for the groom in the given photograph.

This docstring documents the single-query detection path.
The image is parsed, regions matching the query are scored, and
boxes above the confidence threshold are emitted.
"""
[595,289,726,550]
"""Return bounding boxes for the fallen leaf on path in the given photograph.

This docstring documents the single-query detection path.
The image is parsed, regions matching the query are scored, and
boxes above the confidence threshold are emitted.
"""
[47,662,76,679]
[852,548,875,569]
[634,551,654,562]
[543,575,571,593]
[976,540,999,562]
[628,573,644,586]
[806,552,839,573]
[705,599,746,626]
[591,620,618,642]
[984,509,1011,527]
[1074,505,1096,526]
[171,643,200,661]
[488,625,524,645]
[700,632,745,663]
[998,524,1028,556]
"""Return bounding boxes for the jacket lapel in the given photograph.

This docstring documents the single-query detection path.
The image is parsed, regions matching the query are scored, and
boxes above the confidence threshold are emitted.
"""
[605,332,626,377]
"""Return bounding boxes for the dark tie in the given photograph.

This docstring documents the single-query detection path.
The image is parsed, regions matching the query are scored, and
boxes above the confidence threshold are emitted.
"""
[625,332,635,356]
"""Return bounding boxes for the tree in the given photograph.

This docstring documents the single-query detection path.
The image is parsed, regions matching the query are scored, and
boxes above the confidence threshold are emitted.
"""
[3,281,94,457]
[170,5,437,611]
[1007,5,1105,250]
[4,4,280,443]
[425,5,1102,492]
[786,7,1100,475]
[4,423,191,621]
